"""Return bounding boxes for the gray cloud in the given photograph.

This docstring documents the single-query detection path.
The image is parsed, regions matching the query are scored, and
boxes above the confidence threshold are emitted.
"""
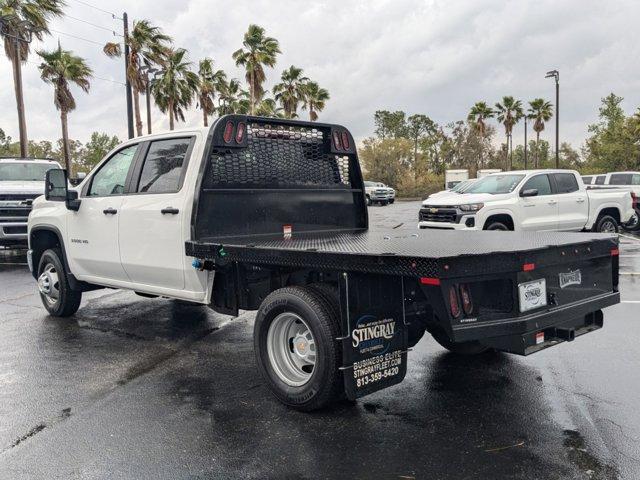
[2,0,640,150]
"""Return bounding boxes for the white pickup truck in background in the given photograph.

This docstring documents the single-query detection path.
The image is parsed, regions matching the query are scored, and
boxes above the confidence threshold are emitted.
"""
[582,171,640,231]
[364,181,395,205]
[419,169,636,232]
[0,157,61,247]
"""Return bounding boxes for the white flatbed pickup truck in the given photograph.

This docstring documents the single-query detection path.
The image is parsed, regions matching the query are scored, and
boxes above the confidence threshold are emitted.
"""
[419,169,635,233]
[27,119,621,411]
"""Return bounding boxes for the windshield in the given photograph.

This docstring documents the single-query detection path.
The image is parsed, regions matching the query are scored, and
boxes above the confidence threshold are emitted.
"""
[450,181,471,193]
[465,174,525,194]
[0,162,58,181]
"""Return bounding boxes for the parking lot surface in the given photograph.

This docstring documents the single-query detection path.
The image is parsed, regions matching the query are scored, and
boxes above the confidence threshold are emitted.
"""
[1,201,639,479]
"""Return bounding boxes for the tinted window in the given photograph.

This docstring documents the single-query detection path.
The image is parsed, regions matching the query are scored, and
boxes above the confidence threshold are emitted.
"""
[137,138,191,193]
[465,174,525,194]
[582,176,592,184]
[595,175,606,185]
[89,145,137,196]
[522,174,552,195]
[609,173,640,185]
[554,173,579,193]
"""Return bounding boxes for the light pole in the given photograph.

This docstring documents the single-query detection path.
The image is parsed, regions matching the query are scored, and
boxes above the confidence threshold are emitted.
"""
[0,18,35,158]
[524,116,528,169]
[545,69,559,168]
[140,65,158,134]
[122,12,134,139]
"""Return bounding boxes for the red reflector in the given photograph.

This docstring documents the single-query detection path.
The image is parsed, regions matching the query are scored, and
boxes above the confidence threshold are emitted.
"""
[341,131,350,150]
[449,286,461,318]
[535,331,545,345]
[223,121,234,143]
[611,248,619,256]
[420,277,440,286]
[459,284,473,315]
[333,131,342,150]
[235,122,246,143]
[523,263,535,272]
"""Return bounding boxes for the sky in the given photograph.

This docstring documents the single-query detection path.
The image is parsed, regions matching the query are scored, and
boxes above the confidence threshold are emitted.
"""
[2,0,640,150]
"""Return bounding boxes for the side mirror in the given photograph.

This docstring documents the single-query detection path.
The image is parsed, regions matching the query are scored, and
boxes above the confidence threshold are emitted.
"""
[520,188,539,198]
[45,169,67,201]
[44,169,81,211]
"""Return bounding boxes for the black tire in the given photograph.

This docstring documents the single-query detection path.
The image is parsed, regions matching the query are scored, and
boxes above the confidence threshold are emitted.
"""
[594,214,619,233]
[431,328,489,355]
[485,221,510,231]
[389,199,395,204]
[381,201,389,206]
[254,286,343,411]
[37,248,82,317]
[366,195,372,206]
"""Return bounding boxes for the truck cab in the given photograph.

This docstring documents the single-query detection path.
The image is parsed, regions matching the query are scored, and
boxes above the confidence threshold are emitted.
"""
[0,157,61,247]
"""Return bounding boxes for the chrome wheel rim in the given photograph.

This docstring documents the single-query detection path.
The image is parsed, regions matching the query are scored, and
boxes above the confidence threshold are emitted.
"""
[266,312,316,386]
[601,220,616,233]
[38,263,60,306]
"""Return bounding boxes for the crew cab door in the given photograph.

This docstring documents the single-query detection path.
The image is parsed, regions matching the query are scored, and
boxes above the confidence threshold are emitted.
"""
[552,172,588,231]
[67,144,139,281]
[518,174,559,231]
[118,137,195,291]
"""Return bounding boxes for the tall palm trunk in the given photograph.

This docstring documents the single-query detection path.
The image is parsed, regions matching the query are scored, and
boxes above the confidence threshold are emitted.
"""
[60,110,71,174]
[133,88,143,136]
[535,131,540,168]
[11,41,29,157]
[250,69,255,115]
[203,108,208,127]
[168,100,175,130]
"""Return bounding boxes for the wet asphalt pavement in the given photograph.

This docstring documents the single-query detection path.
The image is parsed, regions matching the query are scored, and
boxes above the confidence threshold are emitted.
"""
[1,201,639,479]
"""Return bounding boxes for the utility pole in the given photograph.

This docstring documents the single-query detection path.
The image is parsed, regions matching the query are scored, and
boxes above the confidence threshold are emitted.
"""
[123,12,134,139]
[1,19,33,157]
[524,117,528,170]
[545,69,560,168]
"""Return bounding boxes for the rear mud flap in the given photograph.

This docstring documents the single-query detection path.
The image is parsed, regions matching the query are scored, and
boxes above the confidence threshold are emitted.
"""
[338,273,408,400]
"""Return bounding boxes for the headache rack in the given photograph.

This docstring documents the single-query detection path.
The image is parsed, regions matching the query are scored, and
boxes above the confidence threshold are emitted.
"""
[191,115,368,240]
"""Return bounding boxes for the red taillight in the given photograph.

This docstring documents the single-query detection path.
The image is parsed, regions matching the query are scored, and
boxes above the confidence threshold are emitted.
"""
[341,131,350,150]
[333,131,342,150]
[223,121,234,143]
[611,248,619,256]
[235,122,246,143]
[449,286,461,318]
[459,284,473,315]
[523,263,535,272]
[420,277,440,286]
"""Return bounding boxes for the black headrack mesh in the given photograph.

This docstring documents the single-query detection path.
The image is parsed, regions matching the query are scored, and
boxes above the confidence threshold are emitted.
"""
[205,120,352,189]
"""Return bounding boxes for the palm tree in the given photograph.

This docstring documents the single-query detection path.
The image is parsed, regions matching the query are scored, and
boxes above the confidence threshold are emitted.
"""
[232,24,280,115]
[273,66,309,119]
[301,81,329,121]
[104,20,172,136]
[1,0,64,157]
[150,48,198,130]
[216,78,248,115]
[467,101,494,136]
[255,97,284,117]
[495,96,523,170]
[527,98,554,168]
[37,44,92,174]
[196,58,226,127]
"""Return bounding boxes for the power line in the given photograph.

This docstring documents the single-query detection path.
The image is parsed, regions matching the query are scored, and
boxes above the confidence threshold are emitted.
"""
[67,0,121,19]
[49,28,104,46]
[65,14,122,37]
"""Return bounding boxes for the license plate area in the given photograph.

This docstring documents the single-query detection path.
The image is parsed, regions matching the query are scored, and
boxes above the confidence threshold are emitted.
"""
[518,278,547,313]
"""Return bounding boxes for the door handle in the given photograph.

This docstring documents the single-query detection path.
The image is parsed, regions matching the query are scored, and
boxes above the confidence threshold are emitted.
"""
[576,198,586,203]
[523,204,535,207]
[161,207,179,215]
[103,208,118,215]
[548,200,557,205]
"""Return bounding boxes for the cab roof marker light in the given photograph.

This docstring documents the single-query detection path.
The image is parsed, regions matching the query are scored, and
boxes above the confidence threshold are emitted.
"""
[523,263,535,272]
[235,122,246,144]
[341,131,350,150]
[420,277,440,286]
[223,121,234,143]
[333,131,343,150]
[611,248,619,256]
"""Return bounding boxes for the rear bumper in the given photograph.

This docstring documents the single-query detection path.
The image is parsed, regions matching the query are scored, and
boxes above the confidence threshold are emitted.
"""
[451,290,619,344]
